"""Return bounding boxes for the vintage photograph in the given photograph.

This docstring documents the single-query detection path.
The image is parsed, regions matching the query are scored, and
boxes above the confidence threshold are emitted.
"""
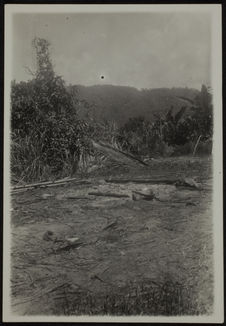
[3,4,223,323]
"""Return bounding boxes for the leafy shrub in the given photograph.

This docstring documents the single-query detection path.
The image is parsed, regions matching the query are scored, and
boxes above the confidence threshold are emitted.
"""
[117,85,213,159]
[11,37,213,182]
[195,139,212,155]
[11,38,91,181]
[172,142,195,156]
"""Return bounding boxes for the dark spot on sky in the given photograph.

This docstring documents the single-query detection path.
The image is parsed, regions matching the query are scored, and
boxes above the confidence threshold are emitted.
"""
[66,17,69,20]
[45,24,48,27]
[101,76,104,79]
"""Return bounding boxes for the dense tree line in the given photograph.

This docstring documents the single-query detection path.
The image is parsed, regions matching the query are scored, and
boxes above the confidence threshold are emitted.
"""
[11,38,213,182]
[116,84,212,156]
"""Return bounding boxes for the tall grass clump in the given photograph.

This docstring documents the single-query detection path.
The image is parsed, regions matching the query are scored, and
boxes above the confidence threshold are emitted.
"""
[52,279,209,316]
[11,38,91,182]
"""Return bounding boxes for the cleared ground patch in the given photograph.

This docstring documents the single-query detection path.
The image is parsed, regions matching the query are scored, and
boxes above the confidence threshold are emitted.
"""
[10,157,213,316]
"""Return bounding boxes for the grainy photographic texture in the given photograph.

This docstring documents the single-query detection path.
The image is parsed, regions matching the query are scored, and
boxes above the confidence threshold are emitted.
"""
[4,4,223,323]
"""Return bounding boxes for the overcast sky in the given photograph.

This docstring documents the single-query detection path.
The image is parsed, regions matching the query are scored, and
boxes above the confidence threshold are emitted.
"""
[12,12,211,90]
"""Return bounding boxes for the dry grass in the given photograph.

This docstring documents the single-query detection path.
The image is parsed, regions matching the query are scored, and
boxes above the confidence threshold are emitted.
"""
[52,279,203,316]
[11,135,73,182]
[10,157,213,316]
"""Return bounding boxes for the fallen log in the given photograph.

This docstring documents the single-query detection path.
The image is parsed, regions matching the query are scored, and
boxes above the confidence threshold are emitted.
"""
[10,182,68,194]
[11,178,91,191]
[99,141,148,166]
[92,140,148,167]
[105,178,177,184]
[105,178,202,190]
[12,180,56,190]
[88,192,130,198]
[11,181,67,192]
[132,190,155,201]
[11,188,30,195]
[40,182,67,188]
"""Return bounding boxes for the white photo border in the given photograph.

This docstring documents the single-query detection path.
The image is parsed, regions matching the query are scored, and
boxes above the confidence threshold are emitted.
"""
[3,4,223,323]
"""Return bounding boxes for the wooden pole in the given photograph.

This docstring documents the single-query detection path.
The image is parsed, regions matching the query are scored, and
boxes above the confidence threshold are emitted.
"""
[193,135,202,156]
[11,178,91,191]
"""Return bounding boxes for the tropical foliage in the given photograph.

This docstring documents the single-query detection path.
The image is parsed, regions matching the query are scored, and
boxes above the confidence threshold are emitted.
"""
[11,38,91,181]
[11,38,213,182]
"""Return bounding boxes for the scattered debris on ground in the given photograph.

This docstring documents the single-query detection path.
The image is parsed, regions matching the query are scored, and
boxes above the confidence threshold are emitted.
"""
[92,140,148,167]
[10,157,213,316]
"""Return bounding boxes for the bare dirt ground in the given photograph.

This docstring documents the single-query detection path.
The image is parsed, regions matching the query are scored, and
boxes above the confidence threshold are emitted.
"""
[10,156,213,316]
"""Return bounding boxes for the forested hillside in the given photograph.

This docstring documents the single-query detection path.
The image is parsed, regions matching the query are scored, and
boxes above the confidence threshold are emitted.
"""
[11,38,213,182]
[70,84,199,124]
